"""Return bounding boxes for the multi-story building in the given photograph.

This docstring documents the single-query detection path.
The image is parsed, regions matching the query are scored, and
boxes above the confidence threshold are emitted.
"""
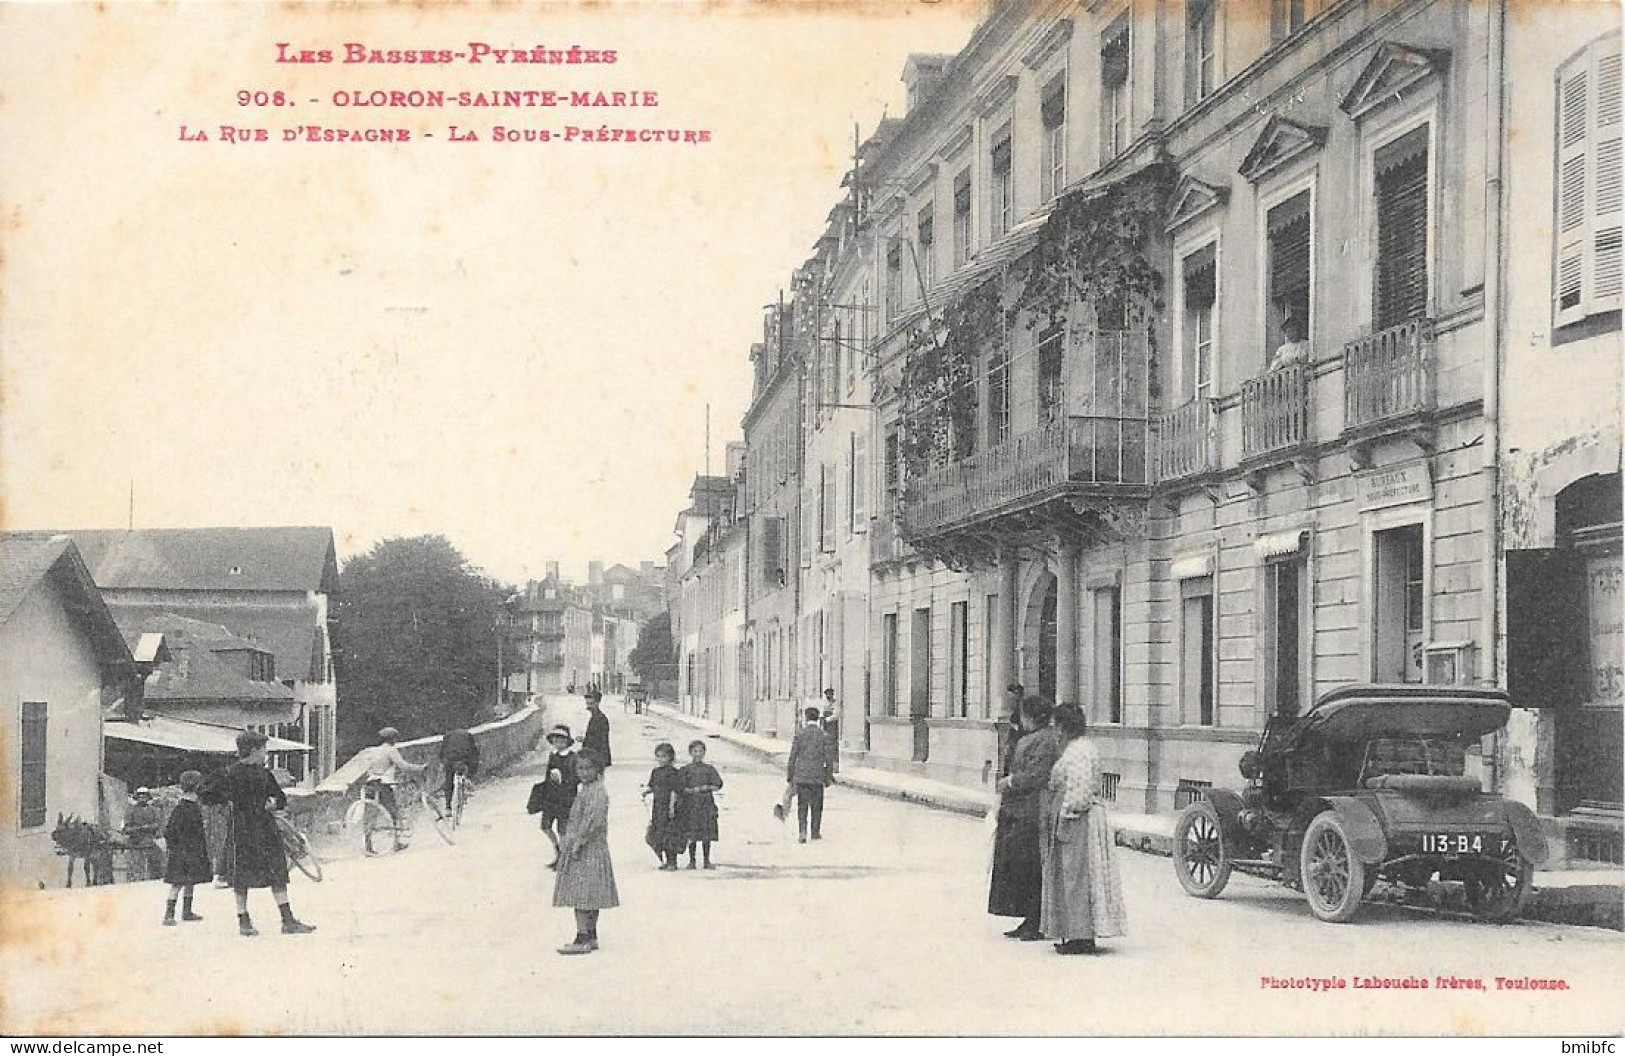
[514,574,594,696]
[859,0,1509,805]
[1498,9,1622,865]
[673,468,746,723]
[743,304,807,736]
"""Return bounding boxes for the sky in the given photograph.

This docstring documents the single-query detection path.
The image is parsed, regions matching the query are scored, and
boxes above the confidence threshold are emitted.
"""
[0,1,977,586]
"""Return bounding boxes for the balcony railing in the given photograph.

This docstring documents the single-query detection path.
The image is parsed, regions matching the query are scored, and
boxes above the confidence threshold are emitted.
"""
[902,414,1148,538]
[1241,361,1310,461]
[1153,398,1218,484]
[1343,317,1436,433]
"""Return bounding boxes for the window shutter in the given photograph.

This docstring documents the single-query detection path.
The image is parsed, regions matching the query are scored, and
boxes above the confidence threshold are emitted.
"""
[853,432,869,529]
[800,483,814,567]
[822,461,838,553]
[1591,43,1623,311]
[1268,193,1313,310]
[1373,126,1431,331]
[762,517,782,585]
[1557,53,1591,326]
[1506,548,1587,707]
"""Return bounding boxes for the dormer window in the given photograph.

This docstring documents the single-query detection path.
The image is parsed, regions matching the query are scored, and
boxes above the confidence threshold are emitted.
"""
[1186,0,1218,105]
[229,566,243,576]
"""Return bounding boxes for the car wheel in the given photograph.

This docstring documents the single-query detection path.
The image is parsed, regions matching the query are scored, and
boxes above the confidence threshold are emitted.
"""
[1173,801,1232,899]
[1300,811,1367,923]
[1464,843,1534,923]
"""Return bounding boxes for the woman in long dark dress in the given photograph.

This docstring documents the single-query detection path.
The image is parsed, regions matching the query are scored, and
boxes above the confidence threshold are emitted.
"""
[987,696,1064,940]
[678,739,723,869]
[643,742,685,871]
[201,730,315,937]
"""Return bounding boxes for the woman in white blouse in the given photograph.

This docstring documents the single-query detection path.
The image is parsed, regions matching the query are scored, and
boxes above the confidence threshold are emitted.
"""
[1039,703,1127,954]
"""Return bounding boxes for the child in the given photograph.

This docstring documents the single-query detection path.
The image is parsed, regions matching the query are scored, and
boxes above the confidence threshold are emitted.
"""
[161,771,212,925]
[535,724,580,869]
[553,749,617,955]
[643,742,684,871]
[678,740,724,869]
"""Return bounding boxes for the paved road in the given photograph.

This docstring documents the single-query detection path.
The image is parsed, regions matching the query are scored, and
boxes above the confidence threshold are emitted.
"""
[3,701,1621,1036]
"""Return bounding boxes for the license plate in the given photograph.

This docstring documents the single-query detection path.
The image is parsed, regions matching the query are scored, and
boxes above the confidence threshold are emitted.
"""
[1421,833,1484,854]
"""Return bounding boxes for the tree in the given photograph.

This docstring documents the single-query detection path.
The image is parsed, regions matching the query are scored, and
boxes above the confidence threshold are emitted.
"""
[627,611,675,687]
[334,535,523,758]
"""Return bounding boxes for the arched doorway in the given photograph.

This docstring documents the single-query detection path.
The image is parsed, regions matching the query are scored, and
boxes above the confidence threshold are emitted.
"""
[1022,571,1059,704]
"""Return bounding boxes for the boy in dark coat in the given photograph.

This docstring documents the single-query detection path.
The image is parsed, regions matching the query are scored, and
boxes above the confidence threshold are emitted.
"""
[161,771,211,925]
[201,730,316,937]
[786,707,834,843]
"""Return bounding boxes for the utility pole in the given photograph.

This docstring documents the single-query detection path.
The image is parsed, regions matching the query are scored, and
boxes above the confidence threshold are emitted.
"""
[127,478,135,530]
[705,402,711,476]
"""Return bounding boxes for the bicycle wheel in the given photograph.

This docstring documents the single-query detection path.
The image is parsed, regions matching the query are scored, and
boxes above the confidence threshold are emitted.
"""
[423,789,456,845]
[284,828,324,883]
[452,776,468,830]
[347,798,396,853]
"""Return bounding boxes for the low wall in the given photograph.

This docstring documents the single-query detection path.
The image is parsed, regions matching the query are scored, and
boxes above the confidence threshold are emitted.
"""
[307,705,547,843]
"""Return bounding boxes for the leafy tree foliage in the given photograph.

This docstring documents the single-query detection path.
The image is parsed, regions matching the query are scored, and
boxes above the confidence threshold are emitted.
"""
[627,611,675,686]
[334,535,522,758]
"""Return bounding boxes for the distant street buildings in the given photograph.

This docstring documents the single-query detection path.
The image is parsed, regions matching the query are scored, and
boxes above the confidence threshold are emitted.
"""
[512,558,667,698]
[665,0,1623,867]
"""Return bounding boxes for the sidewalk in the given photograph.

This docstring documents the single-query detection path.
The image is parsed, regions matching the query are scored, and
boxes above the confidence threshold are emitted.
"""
[649,703,1622,930]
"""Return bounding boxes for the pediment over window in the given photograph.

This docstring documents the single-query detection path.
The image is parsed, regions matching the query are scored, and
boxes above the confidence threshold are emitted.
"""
[1238,116,1328,183]
[1166,175,1230,233]
[1340,42,1451,120]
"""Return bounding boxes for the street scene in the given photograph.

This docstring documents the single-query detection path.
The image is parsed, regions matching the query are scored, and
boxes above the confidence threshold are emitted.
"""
[4,696,1620,1036]
[2,0,1625,1041]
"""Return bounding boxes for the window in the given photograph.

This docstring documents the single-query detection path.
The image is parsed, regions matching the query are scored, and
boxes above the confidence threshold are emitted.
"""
[1092,587,1122,724]
[953,168,973,266]
[983,594,998,720]
[1041,75,1068,200]
[1265,189,1312,361]
[1101,15,1131,159]
[886,239,903,322]
[1180,577,1215,725]
[1265,554,1307,719]
[883,613,900,716]
[1373,524,1425,683]
[822,322,840,409]
[761,516,783,588]
[987,343,1011,446]
[910,607,934,718]
[990,125,1013,239]
[883,426,901,505]
[1373,125,1431,331]
[1037,326,1065,422]
[950,600,970,717]
[1270,0,1307,43]
[1181,244,1217,399]
[1555,35,1623,328]
[1186,0,1218,106]
[917,203,936,290]
[20,701,47,829]
[821,462,837,553]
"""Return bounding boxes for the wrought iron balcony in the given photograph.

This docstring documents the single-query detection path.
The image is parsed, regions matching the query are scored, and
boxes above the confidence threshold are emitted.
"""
[901,414,1149,540]
[1343,317,1436,436]
[1240,361,1311,462]
[1153,398,1218,485]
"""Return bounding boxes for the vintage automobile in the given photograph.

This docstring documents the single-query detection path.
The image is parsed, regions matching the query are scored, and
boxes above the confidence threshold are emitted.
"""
[1171,683,1547,923]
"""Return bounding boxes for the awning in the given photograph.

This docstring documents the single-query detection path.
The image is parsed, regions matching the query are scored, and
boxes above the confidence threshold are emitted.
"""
[1171,553,1213,580]
[1255,529,1310,560]
[105,715,311,754]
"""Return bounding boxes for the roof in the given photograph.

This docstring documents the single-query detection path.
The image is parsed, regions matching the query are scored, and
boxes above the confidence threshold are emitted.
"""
[0,533,133,666]
[105,714,310,754]
[140,626,295,705]
[107,602,326,683]
[59,527,339,595]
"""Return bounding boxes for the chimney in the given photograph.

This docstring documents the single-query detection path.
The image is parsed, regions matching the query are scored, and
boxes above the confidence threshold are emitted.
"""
[589,561,604,586]
[546,561,561,582]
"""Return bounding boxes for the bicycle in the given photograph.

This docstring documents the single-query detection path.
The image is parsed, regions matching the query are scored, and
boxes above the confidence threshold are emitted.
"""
[272,810,323,882]
[445,765,471,834]
[346,779,410,855]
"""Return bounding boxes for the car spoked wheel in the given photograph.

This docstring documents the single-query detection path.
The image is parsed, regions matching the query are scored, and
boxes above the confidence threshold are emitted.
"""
[1173,801,1233,898]
[1463,842,1533,923]
[1300,812,1366,923]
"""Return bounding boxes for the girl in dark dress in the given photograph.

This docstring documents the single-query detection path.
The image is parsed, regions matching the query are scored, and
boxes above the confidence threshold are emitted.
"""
[161,770,211,925]
[678,740,724,870]
[642,742,684,871]
[200,731,315,937]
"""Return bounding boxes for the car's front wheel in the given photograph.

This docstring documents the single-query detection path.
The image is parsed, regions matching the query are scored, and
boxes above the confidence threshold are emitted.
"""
[1300,811,1367,923]
[1173,801,1233,899]
[1464,843,1534,923]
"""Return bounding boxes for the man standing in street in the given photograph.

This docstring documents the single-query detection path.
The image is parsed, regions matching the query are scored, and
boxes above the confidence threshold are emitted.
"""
[786,706,833,843]
[583,687,612,768]
[821,688,840,774]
